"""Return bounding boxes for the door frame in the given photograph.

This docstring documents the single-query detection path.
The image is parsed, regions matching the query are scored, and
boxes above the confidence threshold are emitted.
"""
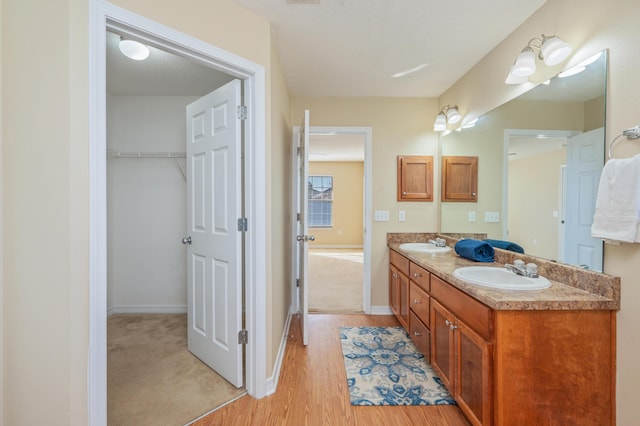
[290,126,373,314]
[89,2,268,424]
[502,128,580,239]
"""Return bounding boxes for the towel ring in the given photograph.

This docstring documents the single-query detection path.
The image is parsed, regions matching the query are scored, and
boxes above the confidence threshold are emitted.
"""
[608,133,627,159]
[608,126,640,159]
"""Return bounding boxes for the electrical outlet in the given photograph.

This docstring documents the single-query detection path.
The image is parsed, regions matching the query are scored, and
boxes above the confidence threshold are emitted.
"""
[468,211,476,222]
[374,210,389,222]
[398,211,406,222]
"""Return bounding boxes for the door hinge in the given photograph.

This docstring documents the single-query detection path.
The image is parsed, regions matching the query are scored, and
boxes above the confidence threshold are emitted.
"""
[237,105,248,120]
[296,147,301,156]
[296,278,300,287]
[237,217,248,232]
[238,329,248,345]
[297,213,300,221]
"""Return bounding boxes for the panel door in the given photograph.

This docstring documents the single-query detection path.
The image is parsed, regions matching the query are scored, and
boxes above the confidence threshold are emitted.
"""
[565,127,604,271]
[185,80,243,387]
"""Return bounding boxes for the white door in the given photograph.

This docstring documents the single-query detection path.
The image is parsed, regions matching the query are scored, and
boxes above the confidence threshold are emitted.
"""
[564,127,604,271]
[297,110,312,346]
[185,80,243,387]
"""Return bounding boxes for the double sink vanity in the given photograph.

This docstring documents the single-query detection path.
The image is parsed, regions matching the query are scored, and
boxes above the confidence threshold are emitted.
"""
[388,233,620,426]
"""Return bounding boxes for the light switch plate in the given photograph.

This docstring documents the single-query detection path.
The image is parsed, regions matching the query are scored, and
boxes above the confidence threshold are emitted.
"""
[484,211,500,223]
[398,211,406,221]
[374,210,389,221]
[468,211,476,222]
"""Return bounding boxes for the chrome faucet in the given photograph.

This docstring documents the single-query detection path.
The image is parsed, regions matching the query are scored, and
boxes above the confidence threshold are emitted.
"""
[505,259,539,278]
[428,237,447,248]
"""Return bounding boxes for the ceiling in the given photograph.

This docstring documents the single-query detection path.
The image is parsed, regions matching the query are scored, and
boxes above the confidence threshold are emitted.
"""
[235,0,547,97]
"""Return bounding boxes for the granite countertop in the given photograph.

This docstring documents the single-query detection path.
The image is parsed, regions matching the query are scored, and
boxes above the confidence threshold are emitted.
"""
[388,241,620,311]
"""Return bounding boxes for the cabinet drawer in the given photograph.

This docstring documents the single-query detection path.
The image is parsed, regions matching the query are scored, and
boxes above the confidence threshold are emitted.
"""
[389,249,409,276]
[409,311,431,362]
[409,281,430,326]
[431,274,494,341]
[409,262,430,292]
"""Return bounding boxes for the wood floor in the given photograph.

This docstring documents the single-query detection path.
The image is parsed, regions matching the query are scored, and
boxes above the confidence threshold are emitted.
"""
[193,314,470,426]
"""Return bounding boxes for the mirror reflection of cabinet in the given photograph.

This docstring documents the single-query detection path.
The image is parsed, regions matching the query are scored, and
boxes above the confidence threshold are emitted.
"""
[397,155,433,201]
[441,156,478,202]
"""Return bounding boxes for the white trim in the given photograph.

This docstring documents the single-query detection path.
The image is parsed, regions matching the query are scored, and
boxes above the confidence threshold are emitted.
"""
[89,2,268,424]
[265,307,294,396]
[107,305,188,316]
[290,126,373,315]
[370,306,394,315]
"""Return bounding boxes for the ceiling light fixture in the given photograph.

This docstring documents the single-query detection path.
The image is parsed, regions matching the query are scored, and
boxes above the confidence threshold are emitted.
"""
[433,105,461,131]
[118,37,150,61]
[506,34,572,82]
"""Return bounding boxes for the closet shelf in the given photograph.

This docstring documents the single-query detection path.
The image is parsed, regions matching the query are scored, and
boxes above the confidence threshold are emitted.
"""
[107,151,186,159]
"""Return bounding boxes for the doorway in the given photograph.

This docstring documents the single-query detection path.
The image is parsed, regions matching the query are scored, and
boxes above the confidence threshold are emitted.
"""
[291,126,372,317]
[90,3,268,424]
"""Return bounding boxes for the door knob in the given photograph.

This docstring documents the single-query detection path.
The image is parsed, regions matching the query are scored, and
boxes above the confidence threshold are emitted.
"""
[182,236,192,245]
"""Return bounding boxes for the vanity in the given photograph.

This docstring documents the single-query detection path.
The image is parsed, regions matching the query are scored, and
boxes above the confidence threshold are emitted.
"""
[388,233,620,426]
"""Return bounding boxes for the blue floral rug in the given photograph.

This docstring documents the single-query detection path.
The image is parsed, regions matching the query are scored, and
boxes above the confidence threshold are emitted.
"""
[339,326,456,406]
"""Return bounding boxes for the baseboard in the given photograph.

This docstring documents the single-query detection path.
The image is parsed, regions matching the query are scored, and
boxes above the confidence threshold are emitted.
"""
[107,305,187,316]
[370,305,393,315]
[265,306,294,396]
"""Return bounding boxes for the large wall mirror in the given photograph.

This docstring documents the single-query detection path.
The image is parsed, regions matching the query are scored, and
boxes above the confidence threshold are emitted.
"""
[440,50,607,272]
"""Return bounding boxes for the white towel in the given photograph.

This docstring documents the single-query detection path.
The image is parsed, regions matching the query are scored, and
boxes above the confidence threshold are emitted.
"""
[591,154,640,243]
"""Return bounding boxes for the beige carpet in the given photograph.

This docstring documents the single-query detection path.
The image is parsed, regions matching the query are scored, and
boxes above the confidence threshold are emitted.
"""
[108,314,246,426]
[308,248,363,313]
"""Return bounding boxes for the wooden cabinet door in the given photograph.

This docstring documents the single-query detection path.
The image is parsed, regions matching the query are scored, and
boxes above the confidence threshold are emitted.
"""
[456,321,493,426]
[397,155,433,201]
[389,265,400,318]
[441,156,478,202]
[398,270,410,328]
[430,299,455,390]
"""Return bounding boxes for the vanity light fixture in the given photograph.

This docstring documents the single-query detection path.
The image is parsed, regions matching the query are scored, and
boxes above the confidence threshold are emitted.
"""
[119,37,150,61]
[433,105,461,131]
[507,34,572,79]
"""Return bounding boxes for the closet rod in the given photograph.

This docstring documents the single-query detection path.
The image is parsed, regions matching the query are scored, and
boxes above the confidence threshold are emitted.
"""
[107,151,186,159]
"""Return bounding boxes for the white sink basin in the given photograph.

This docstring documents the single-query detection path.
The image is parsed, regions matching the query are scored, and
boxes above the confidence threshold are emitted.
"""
[399,243,451,254]
[453,266,551,290]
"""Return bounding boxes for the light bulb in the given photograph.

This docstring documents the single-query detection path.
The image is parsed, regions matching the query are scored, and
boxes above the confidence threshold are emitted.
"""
[119,39,150,61]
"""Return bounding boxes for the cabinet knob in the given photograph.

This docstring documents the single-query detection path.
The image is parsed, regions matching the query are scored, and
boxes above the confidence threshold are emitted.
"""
[403,191,407,196]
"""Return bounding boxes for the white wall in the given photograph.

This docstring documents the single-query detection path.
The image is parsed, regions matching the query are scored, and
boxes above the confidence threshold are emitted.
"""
[107,95,197,313]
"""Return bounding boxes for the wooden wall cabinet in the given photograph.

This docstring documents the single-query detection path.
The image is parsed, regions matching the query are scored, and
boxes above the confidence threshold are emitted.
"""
[441,156,478,202]
[397,155,433,201]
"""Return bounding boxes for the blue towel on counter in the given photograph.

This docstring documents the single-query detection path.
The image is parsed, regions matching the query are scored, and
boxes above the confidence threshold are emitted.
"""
[483,239,525,254]
[454,239,495,262]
